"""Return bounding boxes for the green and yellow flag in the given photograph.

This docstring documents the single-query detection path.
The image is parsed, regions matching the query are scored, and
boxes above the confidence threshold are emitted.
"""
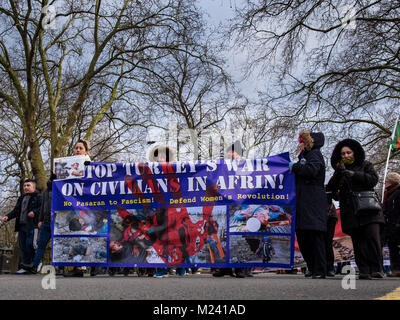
[387,119,400,150]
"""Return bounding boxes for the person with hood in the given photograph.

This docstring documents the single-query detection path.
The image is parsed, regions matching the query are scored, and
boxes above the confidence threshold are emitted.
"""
[2,179,42,274]
[327,139,385,279]
[289,130,328,279]
[382,172,400,277]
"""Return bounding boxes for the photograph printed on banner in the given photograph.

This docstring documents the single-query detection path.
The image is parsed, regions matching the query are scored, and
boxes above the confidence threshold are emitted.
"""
[229,204,292,233]
[53,210,108,235]
[108,205,227,265]
[229,235,291,265]
[53,155,88,180]
[53,237,107,263]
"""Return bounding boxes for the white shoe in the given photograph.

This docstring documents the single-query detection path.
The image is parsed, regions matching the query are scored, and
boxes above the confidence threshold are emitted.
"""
[36,262,43,273]
[153,272,168,278]
[16,268,28,274]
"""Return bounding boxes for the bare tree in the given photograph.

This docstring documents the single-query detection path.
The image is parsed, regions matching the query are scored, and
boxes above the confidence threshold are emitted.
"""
[227,0,400,170]
[0,0,216,190]
[138,25,243,160]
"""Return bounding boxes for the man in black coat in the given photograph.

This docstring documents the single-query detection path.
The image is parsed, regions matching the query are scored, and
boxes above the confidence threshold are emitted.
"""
[290,130,328,279]
[2,179,42,274]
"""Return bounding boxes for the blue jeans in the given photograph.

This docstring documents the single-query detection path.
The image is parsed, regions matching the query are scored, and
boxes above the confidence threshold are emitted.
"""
[32,223,51,267]
[18,225,35,265]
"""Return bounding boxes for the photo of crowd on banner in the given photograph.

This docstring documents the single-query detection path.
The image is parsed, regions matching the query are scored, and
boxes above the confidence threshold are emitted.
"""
[109,205,227,266]
[54,210,108,235]
[229,204,292,233]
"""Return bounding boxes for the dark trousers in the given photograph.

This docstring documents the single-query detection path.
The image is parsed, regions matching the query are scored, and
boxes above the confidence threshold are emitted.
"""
[348,223,383,275]
[388,239,400,271]
[325,217,337,272]
[32,223,51,267]
[296,230,327,276]
[18,224,35,265]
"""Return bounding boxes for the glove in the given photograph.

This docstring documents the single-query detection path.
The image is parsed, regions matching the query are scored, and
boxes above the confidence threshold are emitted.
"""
[289,162,294,172]
[336,163,346,172]
[343,170,355,178]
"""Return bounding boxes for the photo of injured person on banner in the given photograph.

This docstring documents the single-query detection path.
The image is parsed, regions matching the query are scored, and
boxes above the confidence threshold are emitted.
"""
[53,237,107,263]
[109,205,227,266]
[53,210,108,235]
[229,235,290,265]
[229,204,292,233]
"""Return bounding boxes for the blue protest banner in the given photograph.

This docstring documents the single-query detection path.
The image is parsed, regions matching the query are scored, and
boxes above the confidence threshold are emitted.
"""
[51,152,296,269]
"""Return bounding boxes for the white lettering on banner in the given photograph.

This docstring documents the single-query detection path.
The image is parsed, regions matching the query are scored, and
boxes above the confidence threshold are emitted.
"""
[61,182,84,196]
[187,176,208,192]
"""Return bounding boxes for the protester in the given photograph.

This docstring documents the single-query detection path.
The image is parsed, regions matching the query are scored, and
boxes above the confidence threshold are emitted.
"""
[327,138,385,280]
[2,179,42,274]
[382,172,400,277]
[63,139,92,277]
[148,144,177,278]
[213,141,246,278]
[325,190,338,277]
[22,174,56,274]
[289,130,328,279]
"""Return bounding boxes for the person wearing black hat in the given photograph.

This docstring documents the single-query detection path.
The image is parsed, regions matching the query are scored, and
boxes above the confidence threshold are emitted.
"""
[327,138,385,280]
[290,130,328,279]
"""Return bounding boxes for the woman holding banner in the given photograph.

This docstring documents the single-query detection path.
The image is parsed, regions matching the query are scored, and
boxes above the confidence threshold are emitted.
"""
[64,139,93,277]
[327,139,385,280]
[290,130,328,279]
[23,139,92,276]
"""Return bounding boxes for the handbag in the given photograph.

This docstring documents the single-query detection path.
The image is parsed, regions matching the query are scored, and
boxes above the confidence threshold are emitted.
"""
[351,190,382,216]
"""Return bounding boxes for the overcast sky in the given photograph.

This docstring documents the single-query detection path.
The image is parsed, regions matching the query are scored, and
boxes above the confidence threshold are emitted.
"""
[199,0,264,97]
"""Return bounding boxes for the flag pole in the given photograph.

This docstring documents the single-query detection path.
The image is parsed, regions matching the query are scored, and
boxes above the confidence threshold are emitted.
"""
[381,115,400,202]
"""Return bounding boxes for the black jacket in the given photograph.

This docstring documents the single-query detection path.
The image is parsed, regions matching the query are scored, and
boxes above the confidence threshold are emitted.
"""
[383,186,400,240]
[6,192,43,231]
[327,139,384,234]
[39,188,52,224]
[292,132,328,232]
